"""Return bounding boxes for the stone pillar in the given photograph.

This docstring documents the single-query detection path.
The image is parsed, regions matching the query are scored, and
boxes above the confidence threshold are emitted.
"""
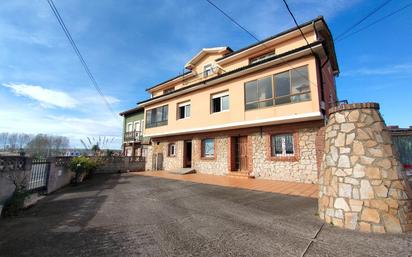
[319,103,412,233]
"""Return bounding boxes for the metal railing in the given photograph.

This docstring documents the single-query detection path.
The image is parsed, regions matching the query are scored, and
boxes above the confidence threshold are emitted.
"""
[124,131,143,142]
[182,66,225,86]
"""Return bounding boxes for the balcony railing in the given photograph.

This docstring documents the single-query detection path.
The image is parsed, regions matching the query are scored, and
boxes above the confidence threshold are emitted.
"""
[124,131,143,142]
[182,66,225,86]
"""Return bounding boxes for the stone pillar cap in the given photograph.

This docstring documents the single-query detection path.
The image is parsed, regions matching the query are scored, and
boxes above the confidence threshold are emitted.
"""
[329,102,380,115]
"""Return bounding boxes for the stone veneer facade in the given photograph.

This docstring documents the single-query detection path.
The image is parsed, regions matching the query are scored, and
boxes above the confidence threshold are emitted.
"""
[145,121,323,184]
[251,128,319,183]
[319,103,412,233]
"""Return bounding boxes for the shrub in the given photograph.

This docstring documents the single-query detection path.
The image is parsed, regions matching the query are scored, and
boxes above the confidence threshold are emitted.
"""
[69,156,98,184]
[1,188,30,217]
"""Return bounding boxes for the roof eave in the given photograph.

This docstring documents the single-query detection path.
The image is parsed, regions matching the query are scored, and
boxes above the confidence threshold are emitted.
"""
[138,42,323,107]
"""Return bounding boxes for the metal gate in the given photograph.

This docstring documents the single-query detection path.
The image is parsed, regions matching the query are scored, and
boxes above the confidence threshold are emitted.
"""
[28,159,50,191]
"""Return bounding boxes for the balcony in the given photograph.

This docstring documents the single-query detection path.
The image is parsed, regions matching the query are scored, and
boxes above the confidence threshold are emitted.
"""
[124,131,143,143]
[182,66,225,86]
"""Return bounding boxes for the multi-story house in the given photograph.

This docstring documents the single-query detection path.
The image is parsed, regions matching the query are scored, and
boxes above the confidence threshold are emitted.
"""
[137,16,339,183]
[120,107,149,157]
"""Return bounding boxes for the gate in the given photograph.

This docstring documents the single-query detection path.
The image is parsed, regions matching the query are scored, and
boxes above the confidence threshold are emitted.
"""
[28,159,50,191]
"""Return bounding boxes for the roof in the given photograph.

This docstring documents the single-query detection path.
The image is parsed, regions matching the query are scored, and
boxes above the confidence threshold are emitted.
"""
[216,16,324,62]
[119,106,144,116]
[138,41,322,106]
[184,47,233,69]
[145,70,192,92]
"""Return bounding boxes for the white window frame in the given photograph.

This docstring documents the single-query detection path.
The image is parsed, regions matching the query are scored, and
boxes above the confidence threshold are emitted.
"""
[178,101,191,119]
[168,143,176,157]
[127,122,133,132]
[202,138,214,158]
[203,63,213,78]
[211,91,229,113]
[271,133,295,157]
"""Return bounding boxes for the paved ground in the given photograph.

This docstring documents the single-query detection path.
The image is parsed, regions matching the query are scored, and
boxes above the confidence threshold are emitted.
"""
[136,171,319,198]
[0,173,410,257]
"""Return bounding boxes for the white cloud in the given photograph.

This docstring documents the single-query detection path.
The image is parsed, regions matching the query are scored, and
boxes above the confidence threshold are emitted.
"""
[343,63,412,76]
[2,83,79,108]
[0,105,122,149]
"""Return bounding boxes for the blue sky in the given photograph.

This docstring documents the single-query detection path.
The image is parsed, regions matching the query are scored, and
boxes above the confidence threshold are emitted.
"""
[0,0,411,149]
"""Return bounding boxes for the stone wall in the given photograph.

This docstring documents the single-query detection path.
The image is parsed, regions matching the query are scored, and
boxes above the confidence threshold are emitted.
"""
[145,145,153,171]
[319,103,412,233]
[47,157,74,194]
[251,128,319,184]
[192,136,229,176]
[163,141,184,171]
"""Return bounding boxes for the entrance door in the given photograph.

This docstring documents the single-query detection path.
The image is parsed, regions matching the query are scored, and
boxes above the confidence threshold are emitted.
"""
[234,136,248,172]
[184,140,192,168]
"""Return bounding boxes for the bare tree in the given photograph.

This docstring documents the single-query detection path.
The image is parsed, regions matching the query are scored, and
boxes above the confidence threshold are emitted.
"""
[17,134,33,150]
[0,132,9,150]
[25,134,70,158]
[7,133,18,152]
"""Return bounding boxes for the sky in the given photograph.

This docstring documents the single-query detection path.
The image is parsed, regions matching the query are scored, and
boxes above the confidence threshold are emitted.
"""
[0,0,411,149]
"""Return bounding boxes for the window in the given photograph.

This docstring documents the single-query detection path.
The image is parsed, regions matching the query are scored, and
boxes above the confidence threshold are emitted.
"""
[271,134,294,156]
[274,66,310,105]
[134,121,140,131]
[163,87,175,94]
[244,76,273,110]
[178,102,191,119]
[201,138,214,158]
[127,122,133,132]
[244,65,311,110]
[211,91,229,113]
[203,64,213,77]
[168,143,176,157]
[146,105,168,128]
[250,50,276,64]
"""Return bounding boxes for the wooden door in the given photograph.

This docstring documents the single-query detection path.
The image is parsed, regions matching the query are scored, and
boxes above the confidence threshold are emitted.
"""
[238,136,248,172]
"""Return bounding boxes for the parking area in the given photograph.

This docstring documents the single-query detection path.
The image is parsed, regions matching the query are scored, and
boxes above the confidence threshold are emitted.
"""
[0,173,410,257]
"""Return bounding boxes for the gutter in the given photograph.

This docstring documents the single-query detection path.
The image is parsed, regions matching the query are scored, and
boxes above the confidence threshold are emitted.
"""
[138,41,323,107]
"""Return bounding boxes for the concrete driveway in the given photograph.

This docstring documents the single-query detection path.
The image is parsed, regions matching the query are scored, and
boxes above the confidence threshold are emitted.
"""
[0,173,410,257]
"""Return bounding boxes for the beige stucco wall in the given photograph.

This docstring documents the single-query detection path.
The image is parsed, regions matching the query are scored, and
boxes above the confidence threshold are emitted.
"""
[145,56,320,137]
[149,30,317,97]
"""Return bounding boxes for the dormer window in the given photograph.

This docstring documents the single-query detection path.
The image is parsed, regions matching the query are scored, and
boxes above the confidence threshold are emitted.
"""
[203,64,213,78]
[250,50,276,64]
[164,87,175,94]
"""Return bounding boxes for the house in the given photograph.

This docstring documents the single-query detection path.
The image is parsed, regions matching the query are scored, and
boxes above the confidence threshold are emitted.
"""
[137,16,339,183]
[119,107,149,157]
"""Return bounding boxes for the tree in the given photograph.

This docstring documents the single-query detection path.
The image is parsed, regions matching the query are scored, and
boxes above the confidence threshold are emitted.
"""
[80,136,116,156]
[7,133,18,152]
[0,132,9,150]
[25,134,70,158]
[17,134,33,150]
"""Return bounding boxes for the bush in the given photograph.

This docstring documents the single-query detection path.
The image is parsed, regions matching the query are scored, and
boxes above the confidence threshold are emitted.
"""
[1,189,30,217]
[69,156,98,184]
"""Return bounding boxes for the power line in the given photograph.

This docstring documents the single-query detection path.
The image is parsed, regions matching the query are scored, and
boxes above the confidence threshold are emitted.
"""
[46,0,118,119]
[205,0,260,43]
[336,2,412,42]
[334,0,393,41]
[204,0,318,87]
[281,0,315,56]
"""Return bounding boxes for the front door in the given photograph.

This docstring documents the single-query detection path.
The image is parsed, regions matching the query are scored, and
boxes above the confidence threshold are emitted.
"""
[233,136,248,172]
[184,140,192,168]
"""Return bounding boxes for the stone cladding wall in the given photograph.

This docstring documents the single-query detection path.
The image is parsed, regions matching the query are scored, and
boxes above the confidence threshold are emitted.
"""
[251,128,320,184]
[192,136,229,176]
[319,103,412,233]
